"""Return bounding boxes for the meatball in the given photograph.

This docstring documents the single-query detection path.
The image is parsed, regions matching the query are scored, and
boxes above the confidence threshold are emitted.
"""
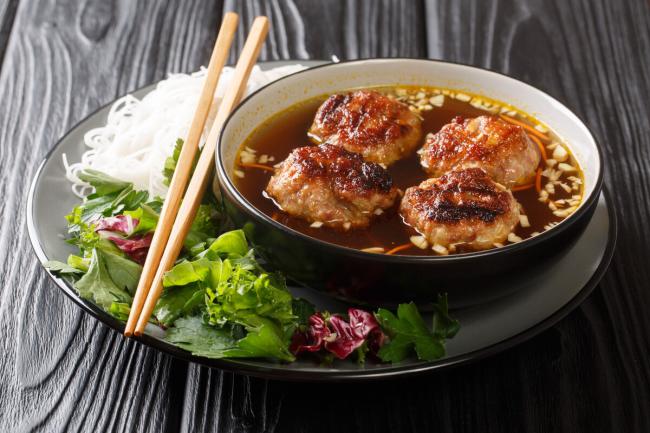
[266,144,399,229]
[400,168,520,251]
[418,115,541,187]
[308,90,423,166]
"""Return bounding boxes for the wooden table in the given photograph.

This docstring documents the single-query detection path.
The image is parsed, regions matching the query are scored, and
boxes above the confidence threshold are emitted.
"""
[1,1,648,431]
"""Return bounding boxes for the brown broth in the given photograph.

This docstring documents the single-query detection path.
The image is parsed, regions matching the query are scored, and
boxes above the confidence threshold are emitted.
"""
[234,86,584,255]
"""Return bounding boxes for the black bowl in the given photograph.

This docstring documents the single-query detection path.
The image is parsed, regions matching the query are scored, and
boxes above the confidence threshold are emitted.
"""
[216,59,603,308]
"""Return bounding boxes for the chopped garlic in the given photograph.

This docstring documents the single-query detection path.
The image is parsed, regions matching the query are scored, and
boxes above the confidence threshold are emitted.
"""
[432,244,449,255]
[239,151,256,164]
[508,233,523,243]
[539,190,549,201]
[374,208,384,216]
[234,170,245,178]
[545,158,557,167]
[343,222,352,230]
[429,95,445,107]
[552,145,569,162]
[410,235,428,250]
[545,182,556,194]
[310,221,323,228]
[519,215,531,228]
[558,163,576,172]
[455,92,471,102]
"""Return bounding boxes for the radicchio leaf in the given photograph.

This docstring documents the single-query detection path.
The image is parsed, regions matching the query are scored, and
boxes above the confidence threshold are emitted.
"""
[290,313,332,355]
[325,309,383,359]
[95,215,138,235]
[108,234,153,265]
[290,308,386,360]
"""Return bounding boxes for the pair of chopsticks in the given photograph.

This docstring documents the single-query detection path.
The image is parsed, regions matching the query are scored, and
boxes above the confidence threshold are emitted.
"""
[124,13,269,337]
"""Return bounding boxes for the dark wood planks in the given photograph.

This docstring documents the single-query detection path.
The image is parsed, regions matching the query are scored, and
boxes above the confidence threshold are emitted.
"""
[0,0,223,431]
[422,1,650,432]
[0,0,648,432]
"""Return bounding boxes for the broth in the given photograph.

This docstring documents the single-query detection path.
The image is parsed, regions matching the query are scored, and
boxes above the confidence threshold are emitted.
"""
[234,86,584,256]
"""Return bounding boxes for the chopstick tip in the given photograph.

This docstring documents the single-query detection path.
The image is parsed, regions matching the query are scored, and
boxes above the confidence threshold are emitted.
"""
[223,11,239,21]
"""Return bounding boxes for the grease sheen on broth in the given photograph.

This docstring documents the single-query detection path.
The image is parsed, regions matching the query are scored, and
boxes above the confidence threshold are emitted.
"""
[234,86,584,256]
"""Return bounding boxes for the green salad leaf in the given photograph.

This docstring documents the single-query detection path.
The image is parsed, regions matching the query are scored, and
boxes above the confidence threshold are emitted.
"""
[158,230,299,361]
[154,283,205,327]
[163,139,184,186]
[164,316,250,358]
[75,249,133,310]
[77,169,131,196]
[375,295,459,362]
[100,249,142,295]
[124,204,159,235]
[66,170,148,240]
[109,302,131,321]
[164,316,295,361]
[205,229,248,258]
[236,320,295,361]
[44,260,84,275]
[67,254,90,272]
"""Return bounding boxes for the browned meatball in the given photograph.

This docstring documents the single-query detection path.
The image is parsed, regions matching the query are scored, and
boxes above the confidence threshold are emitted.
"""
[418,115,541,187]
[308,90,422,166]
[400,168,520,252]
[266,144,399,229]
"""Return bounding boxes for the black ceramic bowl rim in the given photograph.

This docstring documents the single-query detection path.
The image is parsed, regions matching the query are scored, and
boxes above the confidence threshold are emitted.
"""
[216,58,604,264]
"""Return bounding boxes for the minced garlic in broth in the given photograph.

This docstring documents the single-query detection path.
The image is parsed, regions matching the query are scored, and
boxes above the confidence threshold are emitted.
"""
[234,85,584,256]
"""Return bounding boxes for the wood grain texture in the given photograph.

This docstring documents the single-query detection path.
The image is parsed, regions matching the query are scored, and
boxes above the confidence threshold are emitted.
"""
[0,0,648,432]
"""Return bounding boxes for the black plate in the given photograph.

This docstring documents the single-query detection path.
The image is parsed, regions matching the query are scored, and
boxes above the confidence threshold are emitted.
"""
[26,61,616,381]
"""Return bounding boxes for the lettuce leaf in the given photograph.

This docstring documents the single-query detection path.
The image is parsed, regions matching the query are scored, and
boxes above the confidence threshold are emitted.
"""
[164,316,249,358]
[236,320,295,361]
[100,249,142,295]
[124,204,159,235]
[74,249,132,310]
[165,316,294,361]
[77,169,132,196]
[44,260,84,275]
[154,283,205,327]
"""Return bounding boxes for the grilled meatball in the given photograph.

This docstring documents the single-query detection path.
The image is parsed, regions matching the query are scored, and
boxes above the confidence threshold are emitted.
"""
[266,144,399,229]
[308,90,422,166]
[418,115,541,187]
[400,168,520,251]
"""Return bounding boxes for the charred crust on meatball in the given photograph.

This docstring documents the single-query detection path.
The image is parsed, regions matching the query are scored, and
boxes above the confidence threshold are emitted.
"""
[312,91,414,148]
[286,144,394,195]
[404,168,513,224]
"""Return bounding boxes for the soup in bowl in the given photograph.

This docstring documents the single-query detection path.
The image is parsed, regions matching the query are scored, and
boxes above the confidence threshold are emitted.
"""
[216,59,602,307]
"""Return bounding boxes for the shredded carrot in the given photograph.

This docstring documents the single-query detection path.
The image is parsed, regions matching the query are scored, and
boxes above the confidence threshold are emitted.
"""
[385,243,413,255]
[239,162,275,172]
[499,114,550,141]
[535,168,543,193]
[512,183,535,192]
[529,134,548,161]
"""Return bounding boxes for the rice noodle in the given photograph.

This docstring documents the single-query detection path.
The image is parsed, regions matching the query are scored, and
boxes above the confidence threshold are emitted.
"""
[64,64,307,198]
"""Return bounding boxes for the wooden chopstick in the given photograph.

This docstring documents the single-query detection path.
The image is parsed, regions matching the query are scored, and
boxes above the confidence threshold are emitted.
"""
[133,16,270,336]
[124,12,239,337]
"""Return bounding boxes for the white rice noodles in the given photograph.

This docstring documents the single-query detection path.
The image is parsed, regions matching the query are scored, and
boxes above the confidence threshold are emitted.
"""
[64,64,307,198]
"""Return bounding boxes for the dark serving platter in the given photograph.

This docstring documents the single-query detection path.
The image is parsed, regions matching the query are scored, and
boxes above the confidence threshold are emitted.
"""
[26,61,616,381]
